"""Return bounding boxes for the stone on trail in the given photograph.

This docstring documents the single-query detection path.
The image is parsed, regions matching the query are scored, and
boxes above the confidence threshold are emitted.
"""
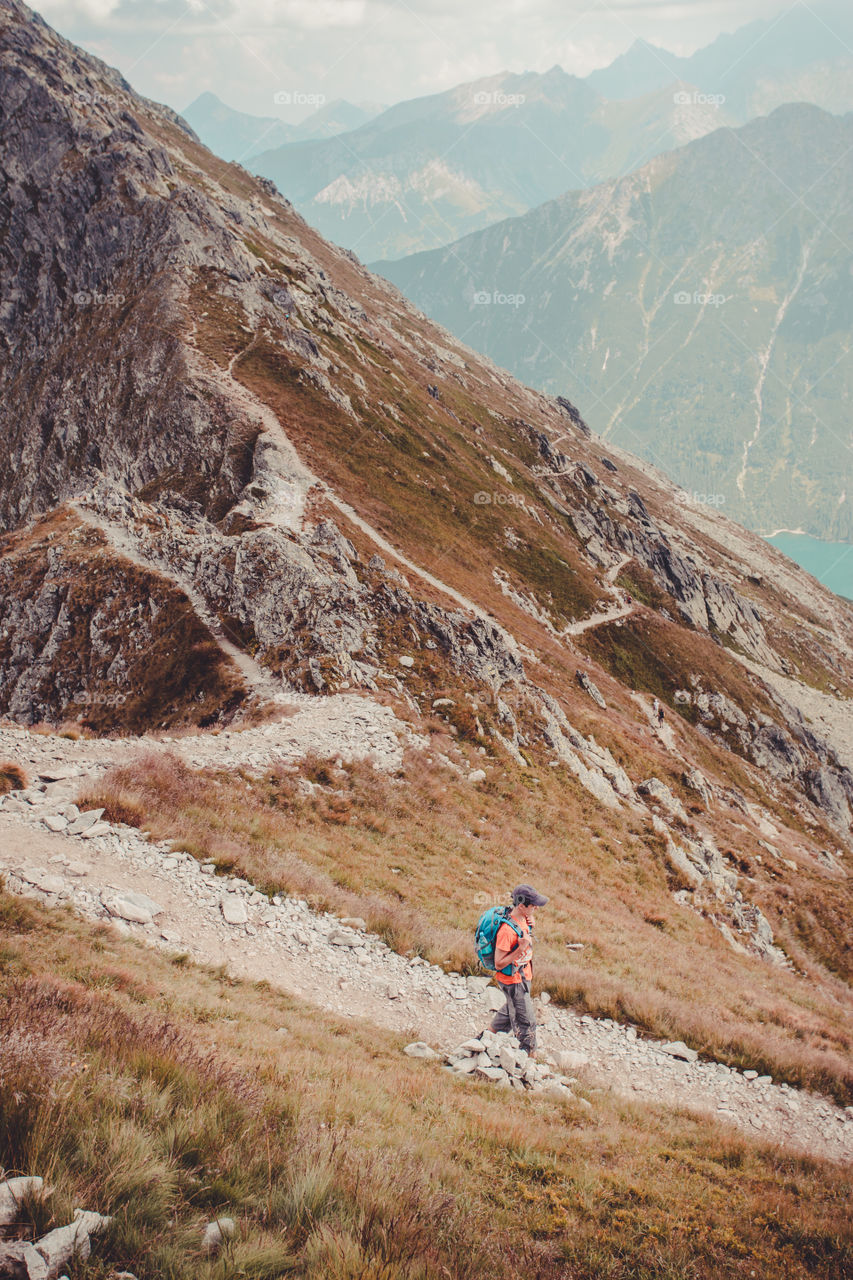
[452,1056,480,1075]
[80,822,111,840]
[220,895,248,925]
[42,815,68,832]
[465,975,491,993]
[485,987,506,1013]
[456,1038,487,1054]
[403,1042,439,1060]
[102,890,162,925]
[554,1050,590,1073]
[329,931,363,946]
[498,1045,520,1074]
[339,916,366,930]
[476,1065,507,1081]
[658,1040,698,1063]
[121,890,163,917]
[21,869,66,895]
[66,809,104,835]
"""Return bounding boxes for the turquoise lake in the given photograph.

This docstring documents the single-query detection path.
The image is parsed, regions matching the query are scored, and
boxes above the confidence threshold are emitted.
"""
[765,533,853,599]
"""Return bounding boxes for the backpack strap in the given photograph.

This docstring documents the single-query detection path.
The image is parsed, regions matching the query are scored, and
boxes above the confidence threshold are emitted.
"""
[496,915,525,976]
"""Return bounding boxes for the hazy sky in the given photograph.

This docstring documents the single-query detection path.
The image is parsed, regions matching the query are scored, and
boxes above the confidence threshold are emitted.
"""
[36,0,827,120]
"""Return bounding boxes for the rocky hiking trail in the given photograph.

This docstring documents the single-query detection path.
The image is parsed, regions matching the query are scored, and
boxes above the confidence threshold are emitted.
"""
[1,726,851,1166]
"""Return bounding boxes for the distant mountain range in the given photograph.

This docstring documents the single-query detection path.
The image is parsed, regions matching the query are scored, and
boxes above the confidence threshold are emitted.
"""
[586,1,853,119]
[248,68,738,261]
[182,92,385,164]
[374,105,853,544]
[239,3,853,264]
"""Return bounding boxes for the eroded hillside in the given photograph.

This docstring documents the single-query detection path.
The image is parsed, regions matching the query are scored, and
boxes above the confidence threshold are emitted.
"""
[0,0,852,1043]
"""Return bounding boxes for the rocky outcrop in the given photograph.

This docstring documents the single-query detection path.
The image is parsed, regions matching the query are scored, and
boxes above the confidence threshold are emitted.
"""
[0,511,246,729]
[537,458,781,669]
[680,683,853,836]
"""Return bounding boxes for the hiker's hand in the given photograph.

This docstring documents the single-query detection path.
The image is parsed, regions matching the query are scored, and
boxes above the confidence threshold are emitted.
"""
[515,944,532,968]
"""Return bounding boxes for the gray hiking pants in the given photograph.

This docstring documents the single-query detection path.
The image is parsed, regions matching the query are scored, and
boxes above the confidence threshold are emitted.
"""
[490,978,536,1053]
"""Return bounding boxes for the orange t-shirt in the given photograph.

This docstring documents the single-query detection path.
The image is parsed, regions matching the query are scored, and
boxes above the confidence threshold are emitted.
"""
[495,916,532,985]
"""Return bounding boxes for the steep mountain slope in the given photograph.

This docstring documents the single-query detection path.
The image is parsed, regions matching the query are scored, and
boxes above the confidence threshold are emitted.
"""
[182,92,383,164]
[375,105,853,544]
[249,67,737,261]
[1,0,853,1121]
[587,1,853,119]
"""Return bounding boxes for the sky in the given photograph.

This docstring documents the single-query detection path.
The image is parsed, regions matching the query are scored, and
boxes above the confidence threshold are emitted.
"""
[33,0,808,120]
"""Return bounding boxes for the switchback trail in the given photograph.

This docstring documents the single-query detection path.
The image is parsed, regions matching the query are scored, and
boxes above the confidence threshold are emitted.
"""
[0,724,851,1166]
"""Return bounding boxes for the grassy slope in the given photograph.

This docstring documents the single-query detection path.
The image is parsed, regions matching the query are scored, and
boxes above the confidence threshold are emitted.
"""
[81,750,853,1105]
[2,886,851,1280]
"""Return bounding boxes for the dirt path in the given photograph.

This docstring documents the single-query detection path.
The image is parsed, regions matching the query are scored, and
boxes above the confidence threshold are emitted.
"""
[563,557,639,637]
[2,764,851,1165]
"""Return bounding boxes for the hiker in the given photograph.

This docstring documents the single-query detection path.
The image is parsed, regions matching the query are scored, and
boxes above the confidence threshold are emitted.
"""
[653,696,665,725]
[489,884,548,1056]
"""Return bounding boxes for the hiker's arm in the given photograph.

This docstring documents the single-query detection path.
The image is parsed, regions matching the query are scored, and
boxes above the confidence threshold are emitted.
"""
[495,941,532,971]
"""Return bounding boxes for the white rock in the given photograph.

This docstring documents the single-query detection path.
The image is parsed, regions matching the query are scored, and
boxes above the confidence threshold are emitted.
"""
[201,1217,236,1253]
[0,1176,43,1226]
[81,822,111,840]
[33,871,67,895]
[485,987,506,1013]
[102,895,151,925]
[340,916,367,930]
[43,815,68,832]
[403,1042,438,1059]
[452,1056,480,1075]
[476,1065,507,1081]
[220,896,249,925]
[467,769,487,783]
[0,1241,49,1279]
[658,1041,698,1063]
[498,1045,519,1074]
[555,1050,590,1073]
[66,809,104,835]
[398,656,415,668]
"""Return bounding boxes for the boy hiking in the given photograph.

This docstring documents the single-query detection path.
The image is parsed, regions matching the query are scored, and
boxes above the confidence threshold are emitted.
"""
[487,884,548,1056]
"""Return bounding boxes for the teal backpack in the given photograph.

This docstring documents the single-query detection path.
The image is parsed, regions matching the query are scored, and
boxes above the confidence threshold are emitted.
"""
[475,905,523,974]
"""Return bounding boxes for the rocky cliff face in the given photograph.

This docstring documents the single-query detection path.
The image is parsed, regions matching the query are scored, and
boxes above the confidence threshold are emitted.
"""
[1,0,852,972]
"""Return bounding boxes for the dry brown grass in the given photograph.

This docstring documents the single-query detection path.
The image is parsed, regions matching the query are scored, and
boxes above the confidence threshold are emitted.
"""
[0,762,27,794]
[2,878,852,1280]
[80,748,853,1104]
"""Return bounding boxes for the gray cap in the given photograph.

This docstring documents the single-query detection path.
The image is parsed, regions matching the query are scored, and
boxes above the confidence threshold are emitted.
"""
[512,884,548,907]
